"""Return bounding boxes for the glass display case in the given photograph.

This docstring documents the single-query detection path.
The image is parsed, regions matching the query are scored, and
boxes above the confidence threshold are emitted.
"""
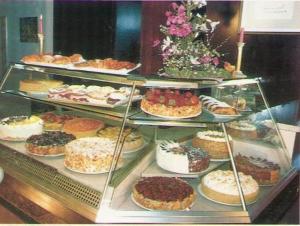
[0,63,296,223]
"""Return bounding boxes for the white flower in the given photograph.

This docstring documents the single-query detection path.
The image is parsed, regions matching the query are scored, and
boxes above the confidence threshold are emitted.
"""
[197,23,209,32]
[209,21,220,32]
[189,0,206,8]
[162,36,172,51]
[190,56,200,65]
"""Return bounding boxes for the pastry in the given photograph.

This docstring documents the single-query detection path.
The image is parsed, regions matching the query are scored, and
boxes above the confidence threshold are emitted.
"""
[97,126,144,152]
[26,131,76,156]
[40,112,78,131]
[132,177,196,210]
[201,170,259,205]
[40,54,55,63]
[52,56,71,65]
[200,95,238,115]
[0,116,43,141]
[64,137,121,173]
[141,89,202,118]
[156,141,209,174]
[235,154,280,185]
[226,120,257,139]
[62,118,105,138]
[192,130,232,159]
[21,54,42,63]
[19,79,64,92]
[69,54,83,63]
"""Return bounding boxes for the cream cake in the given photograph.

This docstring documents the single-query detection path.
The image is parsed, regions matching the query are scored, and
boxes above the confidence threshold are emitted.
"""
[226,120,257,139]
[201,170,259,205]
[64,137,121,173]
[192,130,232,159]
[0,116,43,141]
[156,141,210,174]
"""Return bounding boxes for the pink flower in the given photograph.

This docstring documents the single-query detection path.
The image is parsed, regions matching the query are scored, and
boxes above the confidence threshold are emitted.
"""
[212,57,219,65]
[178,5,186,15]
[165,11,172,17]
[171,2,178,10]
[152,39,161,47]
[199,56,211,64]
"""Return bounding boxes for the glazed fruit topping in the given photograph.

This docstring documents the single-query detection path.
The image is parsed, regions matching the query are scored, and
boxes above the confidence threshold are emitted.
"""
[145,89,200,106]
[41,112,77,124]
[135,177,193,202]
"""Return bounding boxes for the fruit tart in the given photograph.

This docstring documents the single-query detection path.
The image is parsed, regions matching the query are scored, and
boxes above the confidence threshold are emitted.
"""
[140,89,202,118]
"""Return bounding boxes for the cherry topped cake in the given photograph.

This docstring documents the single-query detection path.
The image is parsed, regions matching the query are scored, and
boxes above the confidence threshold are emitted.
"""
[141,89,201,118]
[132,176,196,210]
[156,141,210,174]
[235,154,280,185]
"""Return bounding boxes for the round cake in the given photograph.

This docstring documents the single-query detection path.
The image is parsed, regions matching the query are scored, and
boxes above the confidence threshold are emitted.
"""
[0,116,43,141]
[40,112,78,131]
[26,131,76,156]
[156,141,210,174]
[19,79,63,92]
[97,126,144,152]
[192,130,232,159]
[141,89,201,118]
[64,137,120,173]
[235,154,280,185]
[62,118,105,138]
[132,177,196,210]
[201,170,259,205]
[226,121,257,139]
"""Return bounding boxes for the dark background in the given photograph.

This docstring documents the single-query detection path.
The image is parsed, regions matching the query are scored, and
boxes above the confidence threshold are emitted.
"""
[53,1,299,115]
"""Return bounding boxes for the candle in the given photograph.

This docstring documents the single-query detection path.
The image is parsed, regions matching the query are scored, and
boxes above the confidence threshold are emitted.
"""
[239,27,244,43]
[38,14,43,34]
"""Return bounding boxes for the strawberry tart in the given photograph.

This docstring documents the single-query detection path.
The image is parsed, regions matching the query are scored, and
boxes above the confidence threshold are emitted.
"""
[141,89,201,118]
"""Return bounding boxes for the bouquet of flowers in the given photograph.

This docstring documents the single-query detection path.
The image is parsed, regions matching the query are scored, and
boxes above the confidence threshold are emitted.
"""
[153,0,230,79]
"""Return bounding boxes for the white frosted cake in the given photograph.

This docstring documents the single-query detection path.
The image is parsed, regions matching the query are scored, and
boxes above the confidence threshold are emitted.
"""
[192,130,232,159]
[156,141,210,174]
[0,116,43,141]
[64,137,122,173]
[201,170,259,205]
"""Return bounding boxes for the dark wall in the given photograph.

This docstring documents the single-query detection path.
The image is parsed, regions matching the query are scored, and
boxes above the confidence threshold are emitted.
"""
[141,1,300,107]
[54,1,116,59]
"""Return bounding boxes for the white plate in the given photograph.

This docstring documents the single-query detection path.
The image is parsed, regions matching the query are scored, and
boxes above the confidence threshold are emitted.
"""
[21,61,72,69]
[141,106,202,119]
[48,95,142,108]
[64,162,123,174]
[131,193,193,211]
[28,151,64,157]
[197,184,257,206]
[69,63,141,75]
[210,157,230,162]
[203,109,240,118]
[0,136,26,142]
[26,91,48,98]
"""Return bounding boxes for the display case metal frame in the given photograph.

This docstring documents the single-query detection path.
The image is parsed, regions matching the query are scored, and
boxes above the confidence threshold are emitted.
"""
[0,63,297,223]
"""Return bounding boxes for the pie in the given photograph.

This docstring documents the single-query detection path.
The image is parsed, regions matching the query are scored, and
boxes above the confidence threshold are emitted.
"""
[141,89,202,118]
[132,177,196,210]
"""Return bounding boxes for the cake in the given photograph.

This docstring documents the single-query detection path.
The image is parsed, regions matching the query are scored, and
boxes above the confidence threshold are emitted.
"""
[200,95,238,115]
[141,89,201,118]
[201,170,259,205]
[0,116,43,141]
[19,79,64,92]
[40,112,78,131]
[64,137,120,173]
[156,141,210,174]
[235,154,280,185]
[97,126,144,152]
[21,54,42,63]
[192,130,232,159]
[132,177,196,210]
[62,118,105,138]
[26,131,76,156]
[226,120,257,139]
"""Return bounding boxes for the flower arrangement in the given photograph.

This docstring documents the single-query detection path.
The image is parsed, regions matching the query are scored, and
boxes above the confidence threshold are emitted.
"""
[153,0,230,79]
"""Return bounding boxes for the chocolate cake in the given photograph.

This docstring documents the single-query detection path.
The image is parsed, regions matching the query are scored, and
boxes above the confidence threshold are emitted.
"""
[235,154,280,185]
